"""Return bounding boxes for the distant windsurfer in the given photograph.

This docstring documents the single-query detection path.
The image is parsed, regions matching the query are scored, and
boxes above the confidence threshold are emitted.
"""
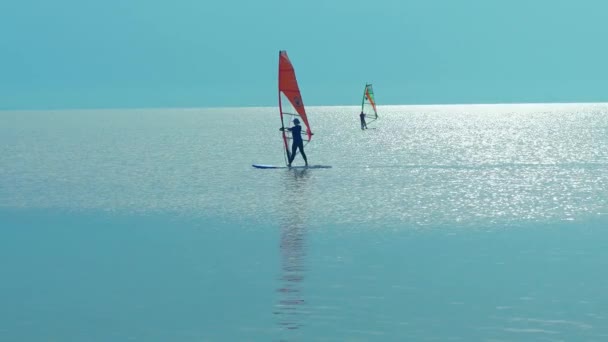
[360,111,367,130]
[280,118,308,167]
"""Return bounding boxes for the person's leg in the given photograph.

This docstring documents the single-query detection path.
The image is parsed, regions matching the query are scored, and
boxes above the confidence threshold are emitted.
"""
[299,143,308,165]
[285,147,291,164]
[288,142,297,166]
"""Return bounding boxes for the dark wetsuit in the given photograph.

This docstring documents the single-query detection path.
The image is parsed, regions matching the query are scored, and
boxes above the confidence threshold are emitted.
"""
[360,113,367,130]
[287,124,308,165]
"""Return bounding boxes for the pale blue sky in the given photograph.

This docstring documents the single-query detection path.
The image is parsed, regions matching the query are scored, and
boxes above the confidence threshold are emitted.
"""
[1,0,607,109]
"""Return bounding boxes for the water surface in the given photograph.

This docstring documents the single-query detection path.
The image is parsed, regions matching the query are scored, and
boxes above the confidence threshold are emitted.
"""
[1,103,608,340]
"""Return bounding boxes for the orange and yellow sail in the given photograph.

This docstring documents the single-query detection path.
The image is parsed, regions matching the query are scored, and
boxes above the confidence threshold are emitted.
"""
[361,83,378,122]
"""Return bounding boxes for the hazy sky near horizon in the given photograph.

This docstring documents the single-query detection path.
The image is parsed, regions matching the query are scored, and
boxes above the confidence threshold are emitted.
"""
[1,0,608,109]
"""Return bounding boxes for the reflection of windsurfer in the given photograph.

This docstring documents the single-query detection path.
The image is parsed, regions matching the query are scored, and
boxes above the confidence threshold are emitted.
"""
[360,111,367,130]
[280,118,308,167]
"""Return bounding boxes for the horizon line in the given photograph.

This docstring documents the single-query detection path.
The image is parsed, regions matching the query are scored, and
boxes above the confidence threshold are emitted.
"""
[2,100,608,112]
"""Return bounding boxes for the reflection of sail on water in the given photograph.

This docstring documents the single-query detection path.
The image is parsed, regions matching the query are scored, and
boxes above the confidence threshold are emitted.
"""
[276,219,306,330]
[274,169,310,333]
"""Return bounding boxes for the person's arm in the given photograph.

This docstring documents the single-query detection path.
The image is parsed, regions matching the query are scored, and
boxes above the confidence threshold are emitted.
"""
[279,127,294,131]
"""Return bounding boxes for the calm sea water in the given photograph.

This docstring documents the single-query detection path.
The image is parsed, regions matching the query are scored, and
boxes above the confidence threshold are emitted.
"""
[1,103,608,341]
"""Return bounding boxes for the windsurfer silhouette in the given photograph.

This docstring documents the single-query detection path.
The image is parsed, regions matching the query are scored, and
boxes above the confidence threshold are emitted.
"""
[280,118,308,167]
[360,111,367,130]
